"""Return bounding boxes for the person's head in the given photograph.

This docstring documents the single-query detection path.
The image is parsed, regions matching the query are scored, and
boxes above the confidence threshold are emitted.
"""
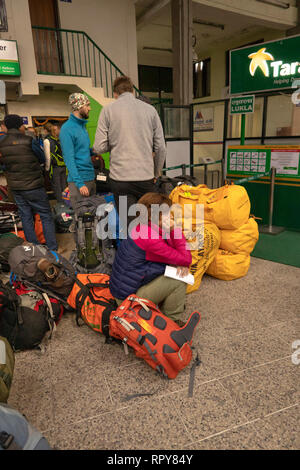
[0,120,7,133]
[44,122,53,135]
[50,122,61,138]
[4,114,26,134]
[113,76,134,99]
[137,192,174,230]
[69,93,91,120]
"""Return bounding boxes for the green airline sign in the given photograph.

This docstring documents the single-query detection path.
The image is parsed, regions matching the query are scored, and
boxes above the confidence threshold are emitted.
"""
[230,95,255,114]
[0,40,20,77]
[230,34,300,95]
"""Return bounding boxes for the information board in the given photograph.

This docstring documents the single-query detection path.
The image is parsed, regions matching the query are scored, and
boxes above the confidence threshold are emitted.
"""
[227,146,300,178]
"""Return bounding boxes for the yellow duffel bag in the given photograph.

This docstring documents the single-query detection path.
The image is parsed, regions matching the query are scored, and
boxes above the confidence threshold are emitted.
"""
[186,222,221,294]
[170,184,250,230]
[206,250,250,281]
[220,218,259,255]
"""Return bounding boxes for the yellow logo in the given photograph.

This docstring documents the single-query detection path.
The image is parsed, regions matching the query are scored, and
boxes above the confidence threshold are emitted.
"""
[248,48,274,77]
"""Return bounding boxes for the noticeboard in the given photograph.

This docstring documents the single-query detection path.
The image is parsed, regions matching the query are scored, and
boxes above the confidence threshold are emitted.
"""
[227,145,300,178]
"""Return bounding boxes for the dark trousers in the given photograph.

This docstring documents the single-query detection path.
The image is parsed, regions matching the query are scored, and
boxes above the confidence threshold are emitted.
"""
[13,187,58,251]
[51,167,68,203]
[109,178,157,234]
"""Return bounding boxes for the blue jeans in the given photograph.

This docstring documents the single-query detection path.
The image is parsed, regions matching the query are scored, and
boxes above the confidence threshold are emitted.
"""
[13,187,58,251]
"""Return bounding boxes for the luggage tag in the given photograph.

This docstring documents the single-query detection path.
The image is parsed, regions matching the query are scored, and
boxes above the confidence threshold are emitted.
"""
[97,173,107,182]
[61,212,73,222]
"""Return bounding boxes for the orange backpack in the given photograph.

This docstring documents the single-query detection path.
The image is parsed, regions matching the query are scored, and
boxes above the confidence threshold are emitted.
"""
[67,275,201,379]
[110,295,200,379]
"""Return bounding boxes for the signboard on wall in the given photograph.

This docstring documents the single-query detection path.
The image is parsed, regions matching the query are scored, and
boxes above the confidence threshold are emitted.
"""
[194,107,214,131]
[230,95,255,115]
[230,35,300,95]
[0,40,20,76]
[227,146,300,178]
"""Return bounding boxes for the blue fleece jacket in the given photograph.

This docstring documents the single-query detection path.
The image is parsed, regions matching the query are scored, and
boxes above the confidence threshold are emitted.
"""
[60,113,95,189]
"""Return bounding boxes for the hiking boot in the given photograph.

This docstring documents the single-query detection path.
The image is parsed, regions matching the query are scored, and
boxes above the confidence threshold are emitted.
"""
[37,259,59,280]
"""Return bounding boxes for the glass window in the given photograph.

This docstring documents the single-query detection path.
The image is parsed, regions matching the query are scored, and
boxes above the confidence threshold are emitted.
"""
[266,93,297,137]
[0,0,8,32]
[193,58,211,99]
[227,97,264,139]
[163,107,190,140]
[138,65,173,94]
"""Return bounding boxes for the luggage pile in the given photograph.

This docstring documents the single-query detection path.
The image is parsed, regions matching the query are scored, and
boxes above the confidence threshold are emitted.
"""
[67,273,200,380]
[170,183,259,287]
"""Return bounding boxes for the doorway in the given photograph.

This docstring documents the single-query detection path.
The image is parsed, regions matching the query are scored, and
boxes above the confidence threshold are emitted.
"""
[29,0,64,74]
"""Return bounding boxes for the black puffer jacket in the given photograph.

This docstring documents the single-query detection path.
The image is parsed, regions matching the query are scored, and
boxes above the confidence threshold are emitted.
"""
[0,129,44,191]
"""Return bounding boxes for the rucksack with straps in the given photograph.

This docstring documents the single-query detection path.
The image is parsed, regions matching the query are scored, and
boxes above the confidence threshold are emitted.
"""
[71,195,116,275]
[0,403,52,450]
[0,280,63,352]
[67,275,201,379]
[0,336,14,404]
[110,295,200,379]
[8,243,76,300]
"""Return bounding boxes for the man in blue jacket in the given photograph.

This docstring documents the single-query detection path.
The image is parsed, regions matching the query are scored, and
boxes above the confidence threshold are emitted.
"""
[60,93,95,212]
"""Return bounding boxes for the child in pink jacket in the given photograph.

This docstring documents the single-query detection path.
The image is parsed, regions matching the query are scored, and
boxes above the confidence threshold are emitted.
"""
[109,193,192,325]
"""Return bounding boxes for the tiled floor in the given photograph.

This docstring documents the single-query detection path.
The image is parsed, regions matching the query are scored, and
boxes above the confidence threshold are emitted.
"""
[6,235,300,450]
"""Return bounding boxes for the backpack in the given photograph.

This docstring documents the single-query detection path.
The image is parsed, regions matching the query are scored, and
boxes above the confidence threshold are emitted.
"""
[0,336,14,403]
[110,295,200,379]
[0,281,63,352]
[67,273,117,333]
[0,403,52,450]
[156,175,200,195]
[67,276,201,379]
[8,243,76,300]
[71,195,116,274]
[0,234,24,272]
[52,202,74,234]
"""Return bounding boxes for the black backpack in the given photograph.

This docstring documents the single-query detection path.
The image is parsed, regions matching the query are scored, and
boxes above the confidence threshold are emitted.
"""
[0,280,63,352]
[0,234,24,272]
[156,175,200,195]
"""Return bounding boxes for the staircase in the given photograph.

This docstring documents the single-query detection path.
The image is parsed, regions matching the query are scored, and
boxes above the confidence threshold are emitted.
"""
[32,26,141,102]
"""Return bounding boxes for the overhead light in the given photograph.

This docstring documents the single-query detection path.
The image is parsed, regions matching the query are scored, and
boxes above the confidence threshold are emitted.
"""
[193,19,225,30]
[143,47,173,53]
[256,0,290,8]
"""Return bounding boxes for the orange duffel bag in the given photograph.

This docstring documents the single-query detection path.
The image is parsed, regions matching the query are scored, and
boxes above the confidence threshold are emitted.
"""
[67,273,117,335]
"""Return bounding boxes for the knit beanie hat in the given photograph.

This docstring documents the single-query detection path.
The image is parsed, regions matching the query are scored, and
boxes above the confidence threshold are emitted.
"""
[69,93,90,111]
[4,114,24,130]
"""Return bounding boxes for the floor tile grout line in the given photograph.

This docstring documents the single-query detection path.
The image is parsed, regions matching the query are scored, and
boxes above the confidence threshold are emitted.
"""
[263,402,299,419]
[185,417,262,447]
[103,373,114,405]
[185,402,300,448]
[168,394,196,443]
[217,379,250,424]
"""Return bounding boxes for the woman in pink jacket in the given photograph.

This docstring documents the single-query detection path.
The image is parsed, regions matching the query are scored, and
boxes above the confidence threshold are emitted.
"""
[109,192,192,325]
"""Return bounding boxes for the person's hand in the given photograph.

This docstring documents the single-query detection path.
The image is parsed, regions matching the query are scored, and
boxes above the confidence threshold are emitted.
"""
[176,266,190,278]
[79,185,89,197]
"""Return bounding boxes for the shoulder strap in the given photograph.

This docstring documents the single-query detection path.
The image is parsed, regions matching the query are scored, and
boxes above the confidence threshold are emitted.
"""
[0,431,22,450]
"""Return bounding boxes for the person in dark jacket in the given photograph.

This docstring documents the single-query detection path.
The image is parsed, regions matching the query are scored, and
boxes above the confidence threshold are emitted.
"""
[109,193,192,324]
[0,114,57,251]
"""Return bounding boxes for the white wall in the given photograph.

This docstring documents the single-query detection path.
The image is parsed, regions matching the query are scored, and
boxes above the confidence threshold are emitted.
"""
[6,89,71,127]
[0,0,39,95]
[58,0,139,87]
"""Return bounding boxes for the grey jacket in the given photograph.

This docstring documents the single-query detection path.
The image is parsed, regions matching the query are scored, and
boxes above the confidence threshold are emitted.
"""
[93,92,166,181]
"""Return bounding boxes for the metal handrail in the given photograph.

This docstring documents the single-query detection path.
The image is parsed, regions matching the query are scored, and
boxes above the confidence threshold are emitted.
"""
[31,26,141,97]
